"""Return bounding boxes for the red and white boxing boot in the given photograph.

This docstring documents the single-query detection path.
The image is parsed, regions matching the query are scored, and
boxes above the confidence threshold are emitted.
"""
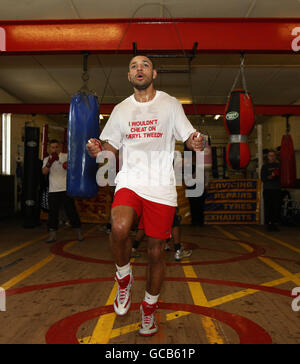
[139,300,159,336]
[113,271,134,316]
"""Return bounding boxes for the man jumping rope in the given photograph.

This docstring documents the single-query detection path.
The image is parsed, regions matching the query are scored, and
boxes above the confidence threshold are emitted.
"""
[87,55,204,337]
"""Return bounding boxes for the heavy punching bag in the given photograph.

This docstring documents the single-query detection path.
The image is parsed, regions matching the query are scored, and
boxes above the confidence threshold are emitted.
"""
[41,124,48,159]
[23,127,41,228]
[67,92,100,198]
[224,89,255,170]
[280,133,296,188]
[212,147,219,179]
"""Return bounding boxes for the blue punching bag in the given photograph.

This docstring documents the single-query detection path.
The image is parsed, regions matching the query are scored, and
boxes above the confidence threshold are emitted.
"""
[67,92,99,198]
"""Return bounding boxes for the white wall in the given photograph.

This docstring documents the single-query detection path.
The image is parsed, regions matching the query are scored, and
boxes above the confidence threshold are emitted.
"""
[0,88,22,173]
[10,114,63,173]
[0,108,66,211]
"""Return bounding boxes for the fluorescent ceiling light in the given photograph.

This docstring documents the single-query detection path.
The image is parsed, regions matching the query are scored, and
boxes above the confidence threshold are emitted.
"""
[178,98,193,104]
[2,113,11,175]
[214,115,221,120]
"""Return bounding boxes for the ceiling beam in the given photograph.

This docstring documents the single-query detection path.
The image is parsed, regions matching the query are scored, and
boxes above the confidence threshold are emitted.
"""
[1,103,300,116]
[0,18,299,54]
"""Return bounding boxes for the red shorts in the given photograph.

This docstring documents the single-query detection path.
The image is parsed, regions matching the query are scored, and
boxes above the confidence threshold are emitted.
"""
[111,188,176,239]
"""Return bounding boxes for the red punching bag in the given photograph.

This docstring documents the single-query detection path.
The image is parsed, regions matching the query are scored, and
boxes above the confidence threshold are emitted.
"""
[224,89,255,170]
[280,133,296,188]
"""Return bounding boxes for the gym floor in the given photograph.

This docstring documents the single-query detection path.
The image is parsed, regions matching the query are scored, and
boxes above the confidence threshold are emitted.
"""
[0,218,300,344]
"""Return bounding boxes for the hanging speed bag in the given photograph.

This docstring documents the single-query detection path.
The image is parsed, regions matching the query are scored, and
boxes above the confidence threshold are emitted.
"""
[226,142,251,170]
[224,89,255,170]
[67,92,100,198]
[280,134,296,188]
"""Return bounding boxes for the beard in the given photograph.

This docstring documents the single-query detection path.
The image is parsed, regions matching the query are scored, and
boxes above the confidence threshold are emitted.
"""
[129,76,153,91]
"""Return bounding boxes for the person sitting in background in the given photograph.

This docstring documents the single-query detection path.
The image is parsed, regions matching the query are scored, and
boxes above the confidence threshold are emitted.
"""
[42,139,83,243]
[261,150,282,231]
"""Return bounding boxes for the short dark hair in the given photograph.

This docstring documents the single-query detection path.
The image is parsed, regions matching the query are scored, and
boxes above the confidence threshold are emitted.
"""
[49,139,60,145]
[129,55,156,70]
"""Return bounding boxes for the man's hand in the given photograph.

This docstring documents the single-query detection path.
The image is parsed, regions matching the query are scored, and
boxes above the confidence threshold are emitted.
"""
[190,132,206,152]
[86,138,103,158]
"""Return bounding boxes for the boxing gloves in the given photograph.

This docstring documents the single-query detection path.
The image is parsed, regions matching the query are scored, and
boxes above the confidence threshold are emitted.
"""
[268,169,280,180]
[46,153,68,170]
[46,152,59,168]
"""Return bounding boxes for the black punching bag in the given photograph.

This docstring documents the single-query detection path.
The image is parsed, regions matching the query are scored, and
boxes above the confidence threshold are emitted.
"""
[23,127,40,228]
[212,147,219,179]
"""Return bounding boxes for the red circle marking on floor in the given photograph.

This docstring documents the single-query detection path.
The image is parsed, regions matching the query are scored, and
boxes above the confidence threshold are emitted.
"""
[6,276,291,298]
[50,236,265,267]
[45,302,272,345]
[136,242,245,255]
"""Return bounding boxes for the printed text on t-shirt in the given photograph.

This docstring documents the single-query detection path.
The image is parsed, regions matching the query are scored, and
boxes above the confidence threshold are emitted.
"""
[126,119,163,139]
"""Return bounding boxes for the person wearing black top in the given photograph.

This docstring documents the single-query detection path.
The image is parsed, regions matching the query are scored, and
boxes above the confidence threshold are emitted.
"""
[261,151,282,231]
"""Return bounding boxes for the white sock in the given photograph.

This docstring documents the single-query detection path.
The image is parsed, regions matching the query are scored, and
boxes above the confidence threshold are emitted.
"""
[116,263,131,278]
[144,291,159,305]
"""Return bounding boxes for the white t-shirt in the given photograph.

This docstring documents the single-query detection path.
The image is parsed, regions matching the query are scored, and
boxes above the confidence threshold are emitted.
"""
[43,153,68,193]
[100,91,196,206]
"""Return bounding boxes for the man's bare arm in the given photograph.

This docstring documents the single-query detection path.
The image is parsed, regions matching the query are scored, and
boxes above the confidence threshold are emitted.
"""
[102,142,118,156]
